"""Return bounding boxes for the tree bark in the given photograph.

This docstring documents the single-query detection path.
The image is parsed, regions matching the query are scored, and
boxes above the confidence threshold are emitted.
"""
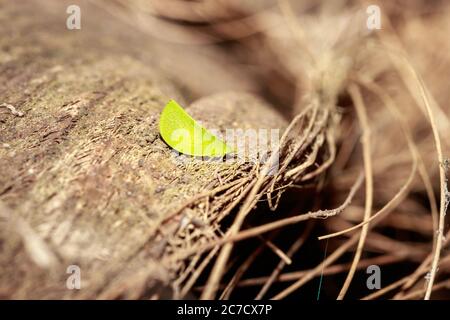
[0,0,286,298]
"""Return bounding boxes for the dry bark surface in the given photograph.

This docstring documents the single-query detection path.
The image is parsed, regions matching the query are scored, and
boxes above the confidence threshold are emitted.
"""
[0,1,290,299]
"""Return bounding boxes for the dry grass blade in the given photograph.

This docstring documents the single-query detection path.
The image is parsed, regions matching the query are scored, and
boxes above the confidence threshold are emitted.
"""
[337,83,374,299]
[394,56,448,300]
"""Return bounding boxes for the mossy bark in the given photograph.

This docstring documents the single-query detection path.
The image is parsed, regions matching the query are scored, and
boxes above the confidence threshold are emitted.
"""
[0,1,286,298]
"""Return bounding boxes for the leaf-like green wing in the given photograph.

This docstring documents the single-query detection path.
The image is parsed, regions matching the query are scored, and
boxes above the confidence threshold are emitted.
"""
[159,100,232,157]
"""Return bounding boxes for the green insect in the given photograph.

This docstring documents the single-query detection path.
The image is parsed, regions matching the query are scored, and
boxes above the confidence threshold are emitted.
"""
[159,100,233,157]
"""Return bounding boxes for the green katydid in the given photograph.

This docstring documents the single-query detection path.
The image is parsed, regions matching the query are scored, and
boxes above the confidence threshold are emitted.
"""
[159,100,233,157]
